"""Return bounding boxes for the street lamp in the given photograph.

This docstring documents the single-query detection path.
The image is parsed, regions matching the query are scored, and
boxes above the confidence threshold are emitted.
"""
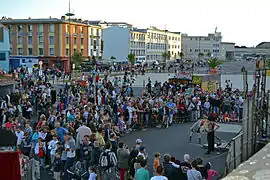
[65,0,75,80]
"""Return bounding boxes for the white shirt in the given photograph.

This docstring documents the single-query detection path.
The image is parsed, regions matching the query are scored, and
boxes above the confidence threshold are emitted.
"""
[150,176,168,180]
[15,131,24,145]
[48,139,59,155]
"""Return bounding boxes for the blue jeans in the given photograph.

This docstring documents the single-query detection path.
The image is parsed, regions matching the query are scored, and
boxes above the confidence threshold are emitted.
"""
[213,106,219,114]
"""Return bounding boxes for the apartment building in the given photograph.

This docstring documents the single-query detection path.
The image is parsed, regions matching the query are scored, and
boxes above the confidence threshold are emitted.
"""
[181,31,223,60]
[88,25,102,59]
[0,24,10,71]
[167,31,181,60]
[0,17,90,72]
[130,29,146,61]
[144,27,181,62]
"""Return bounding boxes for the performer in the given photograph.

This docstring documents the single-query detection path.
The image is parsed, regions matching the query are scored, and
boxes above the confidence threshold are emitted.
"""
[204,115,220,154]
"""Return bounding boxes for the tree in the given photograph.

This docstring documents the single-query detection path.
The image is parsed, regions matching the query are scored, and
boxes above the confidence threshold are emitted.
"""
[98,56,102,60]
[179,52,184,60]
[266,59,270,68]
[198,52,204,59]
[207,57,223,69]
[71,51,84,70]
[162,52,171,61]
[206,52,212,58]
[127,53,136,65]
[110,56,116,60]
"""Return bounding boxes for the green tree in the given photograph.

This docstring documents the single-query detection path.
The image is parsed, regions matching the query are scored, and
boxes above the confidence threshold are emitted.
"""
[98,56,102,60]
[198,52,204,59]
[207,57,223,69]
[127,53,136,65]
[206,52,212,58]
[71,51,84,70]
[162,52,171,61]
[179,52,184,60]
[266,59,270,68]
[110,56,116,60]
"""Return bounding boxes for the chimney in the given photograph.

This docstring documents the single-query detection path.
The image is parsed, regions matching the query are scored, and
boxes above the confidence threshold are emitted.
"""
[61,16,66,20]
[28,17,31,19]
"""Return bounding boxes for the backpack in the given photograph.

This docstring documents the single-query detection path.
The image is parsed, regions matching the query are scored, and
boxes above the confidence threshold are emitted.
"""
[99,151,114,170]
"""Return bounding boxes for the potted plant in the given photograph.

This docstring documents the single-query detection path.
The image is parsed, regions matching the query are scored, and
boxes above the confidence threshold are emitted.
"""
[207,58,222,74]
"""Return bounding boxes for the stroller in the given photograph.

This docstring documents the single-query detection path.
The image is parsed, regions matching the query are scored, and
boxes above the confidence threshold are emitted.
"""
[67,161,88,180]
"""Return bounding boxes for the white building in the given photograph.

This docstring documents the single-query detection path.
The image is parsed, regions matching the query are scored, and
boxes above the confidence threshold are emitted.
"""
[220,42,235,60]
[0,23,10,71]
[88,25,102,58]
[181,31,222,60]
[167,31,181,60]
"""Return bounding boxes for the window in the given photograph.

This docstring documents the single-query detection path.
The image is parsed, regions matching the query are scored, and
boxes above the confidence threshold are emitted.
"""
[81,27,84,34]
[190,38,192,40]
[169,36,171,40]
[18,48,22,55]
[49,24,54,33]
[28,25,32,32]
[39,36,43,44]
[38,24,43,32]
[28,36,32,44]
[39,48,44,55]
[18,36,22,44]
[17,25,22,32]
[190,49,192,52]
[66,49,69,56]
[81,49,84,53]
[74,37,77,45]
[66,25,70,33]
[81,38,84,45]
[28,48,33,55]
[0,27,3,42]
[49,36,54,45]
[8,25,12,32]
[0,53,6,61]
[66,37,69,44]
[178,37,180,41]
[49,48,54,55]
[74,26,77,33]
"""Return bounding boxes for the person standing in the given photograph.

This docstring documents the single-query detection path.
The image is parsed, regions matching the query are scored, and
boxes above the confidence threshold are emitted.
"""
[136,159,150,180]
[117,141,130,180]
[64,133,76,179]
[99,142,117,180]
[205,116,220,154]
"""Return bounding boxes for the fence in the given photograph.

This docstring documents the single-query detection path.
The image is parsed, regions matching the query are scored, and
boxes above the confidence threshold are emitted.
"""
[224,132,243,174]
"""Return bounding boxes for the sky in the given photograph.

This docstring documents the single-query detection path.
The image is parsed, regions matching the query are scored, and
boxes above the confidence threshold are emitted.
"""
[1,0,269,46]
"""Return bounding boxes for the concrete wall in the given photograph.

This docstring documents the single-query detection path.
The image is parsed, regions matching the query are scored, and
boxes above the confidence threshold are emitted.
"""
[0,24,10,71]
[102,26,130,60]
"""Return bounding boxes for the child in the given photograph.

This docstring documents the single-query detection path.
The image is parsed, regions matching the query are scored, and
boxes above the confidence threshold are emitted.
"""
[38,141,45,168]
[88,166,97,180]
[132,111,139,130]
[223,112,230,123]
[53,152,62,180]
[205,162,218,180]
[153,152,160,175]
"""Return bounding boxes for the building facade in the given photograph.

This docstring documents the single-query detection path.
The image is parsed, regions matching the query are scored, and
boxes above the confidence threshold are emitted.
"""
[102,26,130,61]
[167,31,181,60]
[130,29,146,61]
[88,25,102,59]
[0,17,91,72]
[181,31,222,60]
[220,42,235,60]
[0,24,10,71]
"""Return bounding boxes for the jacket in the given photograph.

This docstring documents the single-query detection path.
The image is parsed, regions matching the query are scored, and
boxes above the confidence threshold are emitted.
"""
[117,148,130,169]
[90,147,102,166]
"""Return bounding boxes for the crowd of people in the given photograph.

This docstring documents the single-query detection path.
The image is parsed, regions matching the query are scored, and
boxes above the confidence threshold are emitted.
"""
[0,66,244,180]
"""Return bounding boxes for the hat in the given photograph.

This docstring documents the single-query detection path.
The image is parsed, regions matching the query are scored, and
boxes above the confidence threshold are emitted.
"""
[136,138,143,144]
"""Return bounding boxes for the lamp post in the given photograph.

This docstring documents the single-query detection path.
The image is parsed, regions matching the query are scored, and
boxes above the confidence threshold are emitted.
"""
[65,0,74,80]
